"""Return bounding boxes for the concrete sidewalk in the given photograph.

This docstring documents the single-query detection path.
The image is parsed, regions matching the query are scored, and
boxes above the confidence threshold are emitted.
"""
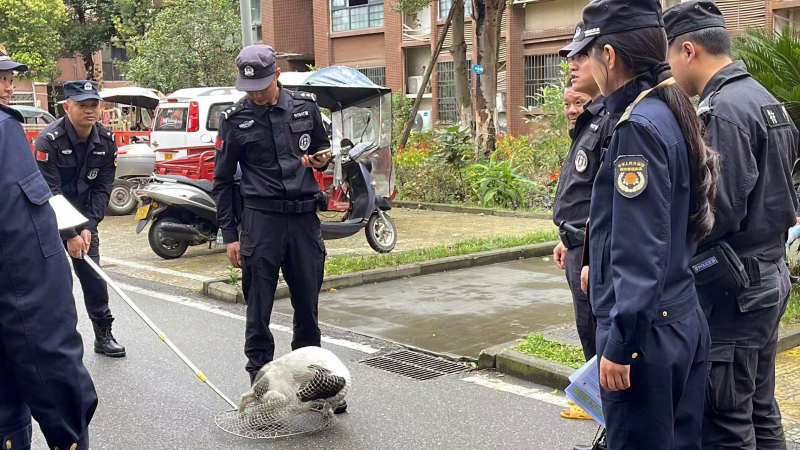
[275,257,575,359]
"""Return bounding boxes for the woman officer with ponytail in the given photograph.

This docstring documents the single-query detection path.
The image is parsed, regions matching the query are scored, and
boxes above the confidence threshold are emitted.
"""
[570,0,720,448]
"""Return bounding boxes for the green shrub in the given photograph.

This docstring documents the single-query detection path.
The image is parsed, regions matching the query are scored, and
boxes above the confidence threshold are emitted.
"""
[462,151,532,208]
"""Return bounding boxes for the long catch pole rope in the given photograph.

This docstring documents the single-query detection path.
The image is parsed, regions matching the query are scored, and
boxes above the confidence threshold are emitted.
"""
[82,254,237,409]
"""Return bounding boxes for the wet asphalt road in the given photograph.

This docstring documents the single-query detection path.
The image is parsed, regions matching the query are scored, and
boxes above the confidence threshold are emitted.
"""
[29,272,598,450]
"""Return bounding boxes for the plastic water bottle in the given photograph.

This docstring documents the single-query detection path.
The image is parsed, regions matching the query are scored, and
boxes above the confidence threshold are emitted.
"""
[787,224,800,248]
[216,229,224,247]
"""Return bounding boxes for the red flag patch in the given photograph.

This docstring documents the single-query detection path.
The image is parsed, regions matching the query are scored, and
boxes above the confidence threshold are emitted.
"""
[215,137,223,149]
[35,151,49,162]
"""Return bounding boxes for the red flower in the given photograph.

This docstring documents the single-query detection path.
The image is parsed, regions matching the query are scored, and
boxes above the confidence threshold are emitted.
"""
[550,170,561,180]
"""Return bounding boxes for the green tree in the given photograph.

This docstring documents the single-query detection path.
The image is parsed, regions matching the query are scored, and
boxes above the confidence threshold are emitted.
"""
[0,0,67,80]
[734,26,800,127]
[113,0,161,58]
[63,0,118,80]
[123,0,242,93]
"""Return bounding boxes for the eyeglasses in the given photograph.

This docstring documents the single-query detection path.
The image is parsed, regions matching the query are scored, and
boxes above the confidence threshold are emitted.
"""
[567,54,589,63]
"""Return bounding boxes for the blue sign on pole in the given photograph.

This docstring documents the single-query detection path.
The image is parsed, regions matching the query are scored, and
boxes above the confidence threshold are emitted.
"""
[472,64,484,75]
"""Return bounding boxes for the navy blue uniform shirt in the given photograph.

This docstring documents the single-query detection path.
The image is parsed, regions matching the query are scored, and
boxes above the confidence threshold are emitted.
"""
[213,88,330,244]
[34,117,117,240]
[589,73,698,365]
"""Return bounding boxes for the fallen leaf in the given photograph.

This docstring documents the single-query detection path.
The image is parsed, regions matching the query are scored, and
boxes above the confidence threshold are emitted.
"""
[470,362,477,368]
[329,288,337,292]
[497,373,506,378]
[551,389,559,395]
[542,257,550,262]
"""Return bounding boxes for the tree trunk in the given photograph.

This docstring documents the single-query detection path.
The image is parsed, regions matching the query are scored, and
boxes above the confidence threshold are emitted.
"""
[83,55,96,81]
[472,0,505,156]
[399,0,458,149]
[450,0,473,135]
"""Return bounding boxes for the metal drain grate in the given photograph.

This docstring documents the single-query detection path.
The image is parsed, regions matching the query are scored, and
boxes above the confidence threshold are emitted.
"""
[360,350,469,380]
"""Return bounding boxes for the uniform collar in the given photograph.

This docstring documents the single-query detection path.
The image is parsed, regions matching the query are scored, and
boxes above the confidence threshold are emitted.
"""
[574,95,606,135]
[699,60,751,104]
[604,72,657,118]
[64,116,99,145]
[0,103,23,122]
[247,86,292,117]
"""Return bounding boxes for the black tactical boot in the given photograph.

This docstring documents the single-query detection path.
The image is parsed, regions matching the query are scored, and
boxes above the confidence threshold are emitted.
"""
[93,321,126,357]
[334,400,347,414]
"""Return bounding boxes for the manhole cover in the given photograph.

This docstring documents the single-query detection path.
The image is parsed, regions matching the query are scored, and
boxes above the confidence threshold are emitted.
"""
[543,326,583,348]
[361,351,469,381]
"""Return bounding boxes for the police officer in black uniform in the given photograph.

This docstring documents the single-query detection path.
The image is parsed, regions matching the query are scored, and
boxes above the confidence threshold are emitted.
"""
[572,0,721,447]
[34,80,125,358]
[212,46,333,389]
[664,3,799,448]
[0,49,97,450]
[553,21,614,364]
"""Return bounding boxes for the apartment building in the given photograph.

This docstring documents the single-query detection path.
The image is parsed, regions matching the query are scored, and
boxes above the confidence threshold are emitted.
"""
[256,0,779,135]
[11,48,130,112]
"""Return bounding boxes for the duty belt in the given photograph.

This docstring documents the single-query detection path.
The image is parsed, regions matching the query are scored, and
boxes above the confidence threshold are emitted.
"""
[558,221,585,249]
[243,197,317,214]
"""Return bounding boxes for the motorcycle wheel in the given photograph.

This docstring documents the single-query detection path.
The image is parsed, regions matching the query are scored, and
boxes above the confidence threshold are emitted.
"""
[366,212,397,253]
[107,180,138,216]
[148,216,190,259]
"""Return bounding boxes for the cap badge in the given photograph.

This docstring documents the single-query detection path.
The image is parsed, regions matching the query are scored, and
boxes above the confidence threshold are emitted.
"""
[84,82,93,91]
[574,27,582,39]
[244,66,254,77]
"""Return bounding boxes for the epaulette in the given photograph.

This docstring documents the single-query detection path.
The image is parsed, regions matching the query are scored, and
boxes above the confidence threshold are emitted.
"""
[696,95,713,118]
[289,90,317,102]
[615,103,637,130]
[221,100,246,121]
[97,124,115,141]
[46,126,67,141]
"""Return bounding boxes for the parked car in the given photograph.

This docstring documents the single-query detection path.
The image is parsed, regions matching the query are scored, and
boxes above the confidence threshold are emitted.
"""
[11,105,56,129]
[108,143,156,216]
[150,80,331,161]
[150,87,244,161]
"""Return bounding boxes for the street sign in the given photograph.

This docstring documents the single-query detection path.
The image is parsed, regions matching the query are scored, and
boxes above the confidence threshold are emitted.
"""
[472,64,484,75]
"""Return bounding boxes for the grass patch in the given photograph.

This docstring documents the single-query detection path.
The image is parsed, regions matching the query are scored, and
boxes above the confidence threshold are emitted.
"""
[783,284,800,325]
[324,230,558,277]
[511,333,586,369]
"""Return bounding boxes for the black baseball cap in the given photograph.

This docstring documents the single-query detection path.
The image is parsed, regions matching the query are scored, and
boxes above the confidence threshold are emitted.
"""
[559,22,588,57]
[0,45,28,73]
[664,1,726,42]
[64,80,102,102]
[235,45,278,92]
[567,0,666,58]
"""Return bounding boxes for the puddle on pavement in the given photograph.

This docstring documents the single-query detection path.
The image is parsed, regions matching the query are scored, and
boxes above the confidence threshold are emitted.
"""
[274,258,576,358]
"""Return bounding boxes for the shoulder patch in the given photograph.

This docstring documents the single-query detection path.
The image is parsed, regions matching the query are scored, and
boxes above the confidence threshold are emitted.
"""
[614,155,648,198]
[762,104,792,129]
[47,129,64,141]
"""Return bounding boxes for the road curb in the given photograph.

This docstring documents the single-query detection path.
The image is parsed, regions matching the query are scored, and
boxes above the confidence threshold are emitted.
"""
[477,327,800,391]
[496,348,573,391]
[393,200,553,220]
[203,240,558,304]
[778,325,800,353]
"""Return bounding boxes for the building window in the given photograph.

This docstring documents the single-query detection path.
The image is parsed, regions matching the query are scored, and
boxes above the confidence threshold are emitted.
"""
[251,0,262,42]
[436,60,472,124]
[774,7,800,32]
[438,0,472,20]
[101,46,128,82]
[357,66,386,86]
[331,0,384,32]
[524,54,561,108]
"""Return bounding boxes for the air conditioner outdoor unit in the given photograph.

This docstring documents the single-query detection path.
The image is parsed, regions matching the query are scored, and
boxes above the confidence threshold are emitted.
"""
[413,110,433,131]
[407,76,424,95]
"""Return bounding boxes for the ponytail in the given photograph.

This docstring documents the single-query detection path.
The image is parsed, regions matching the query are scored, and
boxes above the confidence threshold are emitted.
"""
[591,27,720,242]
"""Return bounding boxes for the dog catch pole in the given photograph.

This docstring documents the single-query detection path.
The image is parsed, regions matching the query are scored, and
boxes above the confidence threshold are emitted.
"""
[81,254,237,409]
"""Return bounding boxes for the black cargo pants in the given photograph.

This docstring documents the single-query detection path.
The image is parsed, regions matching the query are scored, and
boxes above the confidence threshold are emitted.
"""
[64,231,113,326]
[240,208,325,382]
[565,244,596,360]
[701,257,791,450]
